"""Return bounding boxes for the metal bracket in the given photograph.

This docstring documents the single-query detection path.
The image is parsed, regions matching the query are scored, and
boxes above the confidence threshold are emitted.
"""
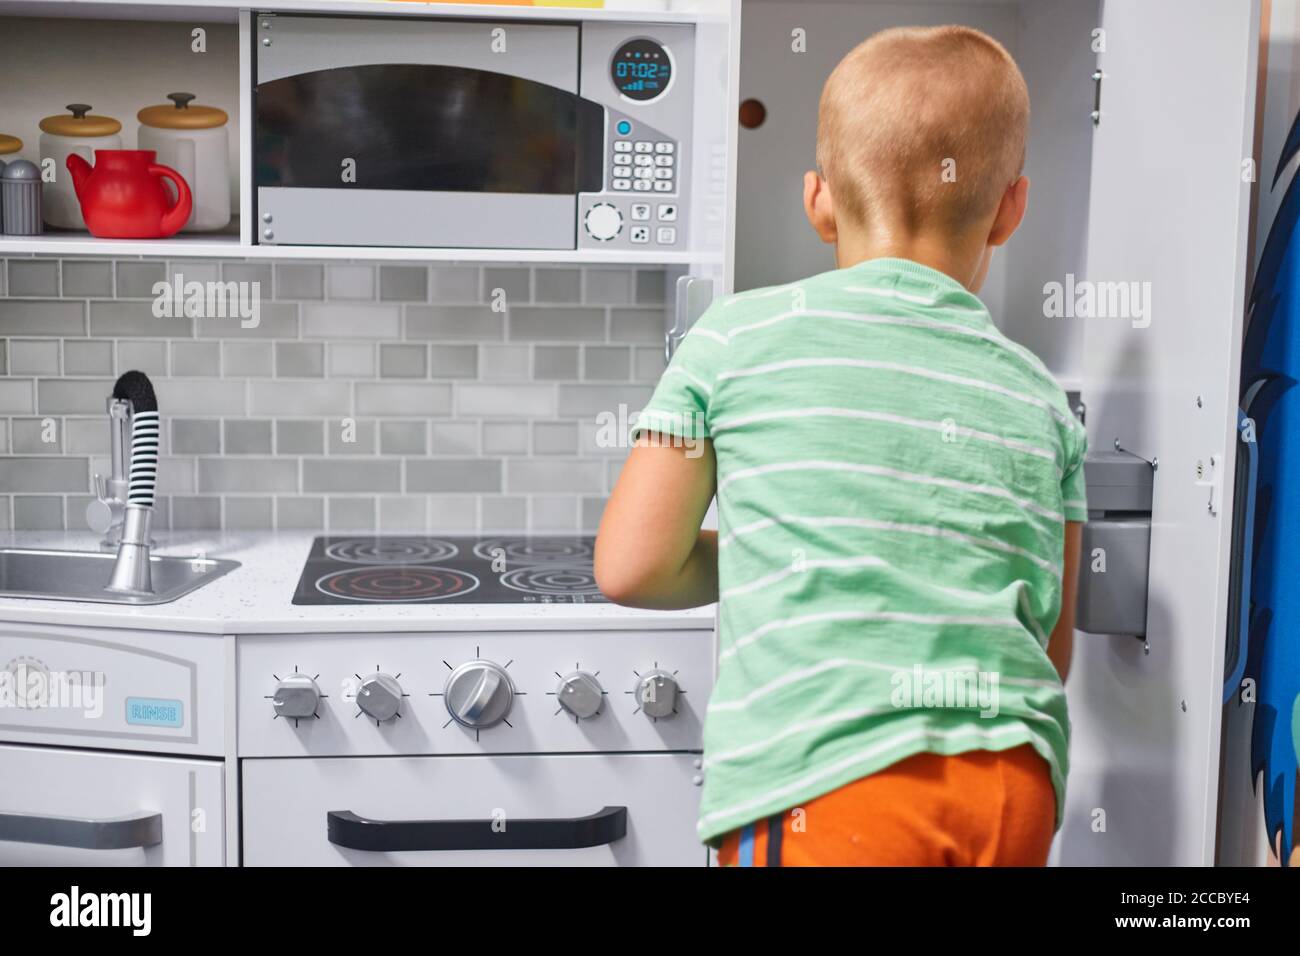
[1091,69,1103,125]
[1196,452,1224,516]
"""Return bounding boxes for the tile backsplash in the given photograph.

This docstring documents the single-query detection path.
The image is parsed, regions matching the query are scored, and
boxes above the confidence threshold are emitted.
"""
[0,258,669,532]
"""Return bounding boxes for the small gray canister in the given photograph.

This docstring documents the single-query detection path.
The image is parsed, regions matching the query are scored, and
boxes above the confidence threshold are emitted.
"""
[1,160,43,236]
[0,134,22,229]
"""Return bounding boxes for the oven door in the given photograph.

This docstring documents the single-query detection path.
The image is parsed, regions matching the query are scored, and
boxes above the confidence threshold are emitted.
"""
[242,753,706,866]
[255,14,604,249]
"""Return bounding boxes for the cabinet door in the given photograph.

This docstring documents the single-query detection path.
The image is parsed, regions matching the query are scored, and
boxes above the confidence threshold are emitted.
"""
[0,744,224,866]
[1065,0,1260,865]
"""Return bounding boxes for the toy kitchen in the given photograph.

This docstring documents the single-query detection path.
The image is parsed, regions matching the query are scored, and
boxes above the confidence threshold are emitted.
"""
[0,0,1283,870]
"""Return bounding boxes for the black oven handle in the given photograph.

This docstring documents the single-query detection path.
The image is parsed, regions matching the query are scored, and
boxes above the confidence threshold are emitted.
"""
[0,810,163,850]
[326,806,627,852]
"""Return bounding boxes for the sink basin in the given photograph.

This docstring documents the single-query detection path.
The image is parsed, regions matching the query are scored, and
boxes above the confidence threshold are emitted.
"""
[0,548,239,606]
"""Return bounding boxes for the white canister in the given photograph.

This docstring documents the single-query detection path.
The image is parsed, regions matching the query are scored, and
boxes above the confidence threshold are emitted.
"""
[38,104,122,230]
[137,93,230,233]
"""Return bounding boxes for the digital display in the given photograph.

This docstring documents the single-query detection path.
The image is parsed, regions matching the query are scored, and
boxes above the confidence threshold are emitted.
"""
[611,38,672,102]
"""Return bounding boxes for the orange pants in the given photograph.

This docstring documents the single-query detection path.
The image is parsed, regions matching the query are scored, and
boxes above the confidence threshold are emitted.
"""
[717,744,1055,867]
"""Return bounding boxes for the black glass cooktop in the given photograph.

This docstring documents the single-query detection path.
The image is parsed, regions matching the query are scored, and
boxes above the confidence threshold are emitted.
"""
[291,536,609,605]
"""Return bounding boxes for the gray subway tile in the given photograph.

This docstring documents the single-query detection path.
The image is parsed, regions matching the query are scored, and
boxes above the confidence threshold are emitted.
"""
[250,382,350,416]
[224,419,274,454]
[156,379,247,416]
[65,418,110,454]
[483,267,530,306]
[581,495,607,531]
[172,341,221,377]
[508,460,604,493]
[328,496,377,531]
[328,343,375,378]
[479,345,530,380]
[8,340,60,375]
[172,419,221,455]
[480,495,527,531]
[429,344,478,378]
[508,306,604,341]
[431,422,478,455]
[195,302,297,339]
[13,496,65,530]
[406,305,503,340]
[37,379,115,414]
[171,496,221,530]
[584,345,631,380]
[0,340,5,374]
[379,420,427,455]
[380,266,429,302]
[530,496,579,531]
[198,458,298,493]
[222,262,273,292]
[457,384,556,417]
[535,268,581,303]
[303,303,400,339]
[534,346,580,380]
[225,496,274,529]
[276,342,326,378]
[379,343,428,378]
[0,457,89,493]
[12,418,62,454]
[355,383,452,416]
[584,269,632,304]
[558,384,653,417]
[304,460,400,493]
[63,340,113,375]
[533,421,579,455]
[116,261,167,298]
[426,495,479,531]
[611,308,664,343]
[328,418,376,455]
[0,380,35,413]
[91,300,192,338]
[482,423,529,455]
[275,263,324,300]
[379,496,427,531]
[8,260,59,297]
[635,270,667,304]
[326,264,375,300]
[429,266,481,302]
[116,340,168,376]
[406,458,501,493]
[61,260,114,297]
[277,496,324,529]
[65,495,94,530]
[277,420,325,455]
[223,341,274,377]
[0,300,86,336]
[634,346,667,381]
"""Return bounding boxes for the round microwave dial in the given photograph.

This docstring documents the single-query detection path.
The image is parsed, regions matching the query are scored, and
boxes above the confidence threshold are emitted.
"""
[611,38,673,102]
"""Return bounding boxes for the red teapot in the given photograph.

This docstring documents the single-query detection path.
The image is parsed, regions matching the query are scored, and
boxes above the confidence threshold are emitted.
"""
[66,149,192,239]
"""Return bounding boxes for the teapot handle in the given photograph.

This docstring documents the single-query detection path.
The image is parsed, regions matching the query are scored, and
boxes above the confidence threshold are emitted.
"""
[149,163,193,237]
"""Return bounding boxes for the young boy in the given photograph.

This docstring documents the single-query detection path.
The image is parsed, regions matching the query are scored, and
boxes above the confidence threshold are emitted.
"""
[595,25,1084,866]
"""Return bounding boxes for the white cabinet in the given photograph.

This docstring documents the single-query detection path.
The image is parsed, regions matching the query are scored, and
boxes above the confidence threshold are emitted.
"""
[735,0,1259,865]
[242,753,706,866]
[0,743,224,866]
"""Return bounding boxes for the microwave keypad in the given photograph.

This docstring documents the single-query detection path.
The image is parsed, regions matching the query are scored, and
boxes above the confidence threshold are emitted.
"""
[611,138,676,193]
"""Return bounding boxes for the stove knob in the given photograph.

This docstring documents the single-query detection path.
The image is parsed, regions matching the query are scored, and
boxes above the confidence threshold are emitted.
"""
[633,670,679,719]
[556,671,604,720]
[583,202,623,242]
[444,660,514,729]
[357,672,403,722]
[272,673,321,720]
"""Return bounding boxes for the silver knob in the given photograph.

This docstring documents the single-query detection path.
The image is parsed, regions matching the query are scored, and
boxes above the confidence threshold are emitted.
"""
[556,671,604,720]
[444,660,514,728]
[633,669,679,719]
[272,673,321,720]
[356,672,403,722]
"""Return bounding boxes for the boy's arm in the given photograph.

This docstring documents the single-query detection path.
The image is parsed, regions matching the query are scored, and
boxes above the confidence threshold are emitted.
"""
[594,434,718,609]
[1046,520,1082,682]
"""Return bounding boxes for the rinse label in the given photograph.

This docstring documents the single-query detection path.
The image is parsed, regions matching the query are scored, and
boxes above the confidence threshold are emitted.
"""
[125,697,184,728]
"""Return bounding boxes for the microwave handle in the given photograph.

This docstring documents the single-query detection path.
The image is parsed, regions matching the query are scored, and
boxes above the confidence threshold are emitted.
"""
[326,805,627,852]
[0,810,163,850]
[667,275,715,362]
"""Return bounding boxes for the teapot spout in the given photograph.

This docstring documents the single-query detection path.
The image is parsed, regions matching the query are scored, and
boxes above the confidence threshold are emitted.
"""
[66,153,92,199]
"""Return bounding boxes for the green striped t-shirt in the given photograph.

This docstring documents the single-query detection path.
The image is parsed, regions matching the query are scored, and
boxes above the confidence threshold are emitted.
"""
[636,257,1088,844]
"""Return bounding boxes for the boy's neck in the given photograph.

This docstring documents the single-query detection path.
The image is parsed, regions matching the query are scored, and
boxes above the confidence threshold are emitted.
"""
[834,230,988,292]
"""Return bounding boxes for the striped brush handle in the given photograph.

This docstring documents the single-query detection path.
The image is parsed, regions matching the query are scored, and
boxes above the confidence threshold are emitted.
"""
[128,410,160,509]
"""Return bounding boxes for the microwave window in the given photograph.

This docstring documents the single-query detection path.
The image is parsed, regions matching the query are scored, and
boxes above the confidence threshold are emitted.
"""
[256,64,604,194]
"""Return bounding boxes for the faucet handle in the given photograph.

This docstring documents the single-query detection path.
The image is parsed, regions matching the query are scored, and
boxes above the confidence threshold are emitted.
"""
[93,472,106,498]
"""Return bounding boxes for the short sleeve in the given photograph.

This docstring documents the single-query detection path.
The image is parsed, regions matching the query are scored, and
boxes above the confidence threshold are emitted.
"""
[1061,420,1089,522]
[631,304,727,443]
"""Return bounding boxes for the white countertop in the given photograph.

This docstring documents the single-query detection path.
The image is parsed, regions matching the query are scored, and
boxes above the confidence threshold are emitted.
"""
[0,532,717,635]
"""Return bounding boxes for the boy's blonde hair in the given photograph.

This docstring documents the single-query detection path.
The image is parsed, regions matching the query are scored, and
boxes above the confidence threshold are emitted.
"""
[816,25,1030,233]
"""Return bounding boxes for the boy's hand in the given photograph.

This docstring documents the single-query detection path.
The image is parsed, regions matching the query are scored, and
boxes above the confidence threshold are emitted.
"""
[594,433,718,609]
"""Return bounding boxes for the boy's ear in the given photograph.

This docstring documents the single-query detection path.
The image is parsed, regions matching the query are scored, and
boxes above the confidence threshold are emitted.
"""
[987,175,1030,248]
[803,170,838,244]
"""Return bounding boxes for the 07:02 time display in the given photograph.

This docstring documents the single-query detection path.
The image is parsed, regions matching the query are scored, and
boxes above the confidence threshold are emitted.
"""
[611,37,672,102]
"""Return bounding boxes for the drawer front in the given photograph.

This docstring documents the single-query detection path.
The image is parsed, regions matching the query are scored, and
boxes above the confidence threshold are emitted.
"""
[0,743,224,866]
[237,629,712,757]
[0,622,224,756]
[242,754,705,866]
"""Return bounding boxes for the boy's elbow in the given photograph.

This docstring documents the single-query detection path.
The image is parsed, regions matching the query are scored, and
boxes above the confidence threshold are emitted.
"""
[594,560,653,607]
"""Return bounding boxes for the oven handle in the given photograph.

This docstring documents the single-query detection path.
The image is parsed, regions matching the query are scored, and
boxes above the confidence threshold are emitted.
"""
[326,805,627,852]
[0,810,163,850]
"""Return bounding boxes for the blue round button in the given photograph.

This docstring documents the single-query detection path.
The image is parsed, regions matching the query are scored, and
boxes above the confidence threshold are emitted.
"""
[616,120,632,136]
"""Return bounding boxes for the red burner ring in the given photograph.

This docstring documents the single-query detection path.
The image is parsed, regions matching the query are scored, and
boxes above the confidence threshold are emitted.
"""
[314,565,480,603]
